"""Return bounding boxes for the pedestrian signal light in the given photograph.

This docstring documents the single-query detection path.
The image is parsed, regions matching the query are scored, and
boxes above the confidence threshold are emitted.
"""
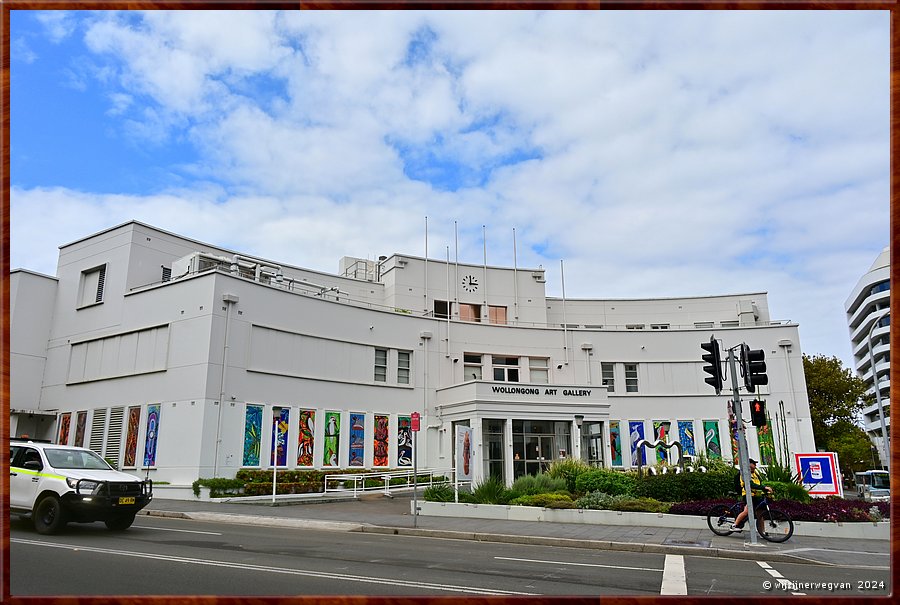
[740,343,768,392]
[751,399,767,427]
[700,336,723,395]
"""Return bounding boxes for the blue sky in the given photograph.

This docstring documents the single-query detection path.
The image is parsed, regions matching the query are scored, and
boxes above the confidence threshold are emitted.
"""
[9,10,890,369]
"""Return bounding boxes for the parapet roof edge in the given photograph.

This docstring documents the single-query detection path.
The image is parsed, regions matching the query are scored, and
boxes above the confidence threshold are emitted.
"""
[10,268,59,281]
[546,292,768,303]
[377,251,544,274]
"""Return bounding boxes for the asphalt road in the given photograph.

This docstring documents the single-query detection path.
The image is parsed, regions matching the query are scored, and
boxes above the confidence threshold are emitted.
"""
[9,515,891,597]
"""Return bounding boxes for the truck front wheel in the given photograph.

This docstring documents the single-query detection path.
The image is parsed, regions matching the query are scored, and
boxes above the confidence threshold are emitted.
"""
[105,513,136,531]
[33,495,68,535]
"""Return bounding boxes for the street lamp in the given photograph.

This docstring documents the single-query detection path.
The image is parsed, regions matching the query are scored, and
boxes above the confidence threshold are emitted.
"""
[866,309,889,471]
[272,406,283,505]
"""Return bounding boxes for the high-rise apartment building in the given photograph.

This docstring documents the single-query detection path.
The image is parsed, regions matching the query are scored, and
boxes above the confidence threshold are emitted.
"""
[845,246,890,467]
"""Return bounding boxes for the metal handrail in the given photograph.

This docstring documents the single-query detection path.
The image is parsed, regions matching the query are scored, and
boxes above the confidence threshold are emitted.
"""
[324,468,453,498]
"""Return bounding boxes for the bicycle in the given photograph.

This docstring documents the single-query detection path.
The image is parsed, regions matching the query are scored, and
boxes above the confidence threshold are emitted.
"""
[707,492,794,543]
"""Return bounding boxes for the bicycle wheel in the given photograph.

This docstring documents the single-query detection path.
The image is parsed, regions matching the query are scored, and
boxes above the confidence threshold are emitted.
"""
[707,504,735,536]
[759,509,793,543]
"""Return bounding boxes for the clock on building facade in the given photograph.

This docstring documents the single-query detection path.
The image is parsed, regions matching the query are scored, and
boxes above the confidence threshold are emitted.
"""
[462,275,479,292]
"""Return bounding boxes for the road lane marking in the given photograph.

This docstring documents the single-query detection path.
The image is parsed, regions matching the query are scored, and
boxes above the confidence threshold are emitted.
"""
[13,538,535,596]
[133,526,223,535]
[495,556,662,573]
[660,554,687,595]
[757,561,805,595]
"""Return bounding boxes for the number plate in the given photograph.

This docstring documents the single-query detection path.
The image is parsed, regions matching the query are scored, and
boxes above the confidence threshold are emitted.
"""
[118,497,136,505]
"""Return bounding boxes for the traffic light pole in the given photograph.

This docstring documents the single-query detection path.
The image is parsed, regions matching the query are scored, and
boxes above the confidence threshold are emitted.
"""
[728,347,759,545]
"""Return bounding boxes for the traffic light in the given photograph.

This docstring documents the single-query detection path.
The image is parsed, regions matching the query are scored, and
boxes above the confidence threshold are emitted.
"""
[751,399,767,426]
[701,336,723,394]
[740,343,768,392]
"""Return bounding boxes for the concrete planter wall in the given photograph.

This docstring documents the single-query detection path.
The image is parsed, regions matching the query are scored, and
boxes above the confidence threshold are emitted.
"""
[154,484,210,500]
[417,501,890,540]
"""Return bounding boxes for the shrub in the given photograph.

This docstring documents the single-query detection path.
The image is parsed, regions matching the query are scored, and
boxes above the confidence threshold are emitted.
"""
[574,469,637,496]
[242,481,323,496]
[632,468,737,502]
[470,476,511,504]
[509,492,573,508]
[423,483,454,502]
[508,473,569,498]
[685,452,733,473]
[192,477,246,498]
[608,497,671,514]
[667,497,890,523]
[575,491,627,510]
[547,458,592,493]
[760,462,799,483]
[766,480,810,503]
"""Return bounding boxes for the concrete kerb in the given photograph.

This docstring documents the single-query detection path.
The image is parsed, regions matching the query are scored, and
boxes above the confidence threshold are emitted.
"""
[142,510,364,532]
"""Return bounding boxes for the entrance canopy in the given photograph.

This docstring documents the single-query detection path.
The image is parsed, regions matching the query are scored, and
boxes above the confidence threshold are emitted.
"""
[435,381,610,423]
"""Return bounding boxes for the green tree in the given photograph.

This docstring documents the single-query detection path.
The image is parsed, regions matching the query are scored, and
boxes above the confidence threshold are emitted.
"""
[802,354,873,471]
[823,421,878,477]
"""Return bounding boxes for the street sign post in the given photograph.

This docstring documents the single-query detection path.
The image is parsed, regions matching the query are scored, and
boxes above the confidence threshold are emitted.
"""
[411,412,420,528]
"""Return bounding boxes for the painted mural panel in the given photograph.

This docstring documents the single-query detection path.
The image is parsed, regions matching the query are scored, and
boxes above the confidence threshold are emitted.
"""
[270,407,290,467]
[243,405,263,466]
[757,415,777,466]
[74,411,87,447]
[677,420,696,457]
[57,413,71,445]
[397,415,412,467]
[373,414,389,467]
[123,406,141,467]
[703,419,722,460]
[628,421,645,466]
[349,413,365,466]
[297,409,315,466]
[653,420,672,463]
[609,420,622,466]
[143,404,161,467]
[323,411,341,467]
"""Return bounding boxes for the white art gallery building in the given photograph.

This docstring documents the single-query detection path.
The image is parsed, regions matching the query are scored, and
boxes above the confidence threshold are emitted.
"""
[10,221,816,487]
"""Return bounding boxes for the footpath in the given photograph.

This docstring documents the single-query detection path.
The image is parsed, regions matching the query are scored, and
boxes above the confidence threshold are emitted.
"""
[140,493,890,569]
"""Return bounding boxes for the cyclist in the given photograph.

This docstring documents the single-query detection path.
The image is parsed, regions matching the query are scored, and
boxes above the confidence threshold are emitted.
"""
[730,458,773,531]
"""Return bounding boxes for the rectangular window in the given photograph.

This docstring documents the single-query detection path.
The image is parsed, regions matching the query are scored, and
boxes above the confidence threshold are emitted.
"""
[492,356,520,382]
[626,324,645,330]
[694,321,714,329]
[79,265,107,307]
[488,305,508,325]
[720,321,739,327]
[464,353,482,381]
[625,363,639,393]
[459,303,481,322]
[434,300,452,319]
[650,324,669,330]
[529,357,549,384]
[374,348,387,382]
[601,362,615,392]
[397,351,411,384]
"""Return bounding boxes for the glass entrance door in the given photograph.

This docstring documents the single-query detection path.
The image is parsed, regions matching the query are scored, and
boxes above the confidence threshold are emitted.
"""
[581,421,605,467]
[512,420,571,479]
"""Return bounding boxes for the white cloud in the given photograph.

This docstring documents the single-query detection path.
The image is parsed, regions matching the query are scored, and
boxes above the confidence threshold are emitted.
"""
[36,11,77,43]
[10,10,889,370]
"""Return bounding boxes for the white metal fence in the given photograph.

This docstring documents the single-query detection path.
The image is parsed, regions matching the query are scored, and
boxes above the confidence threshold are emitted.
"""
[324,468,455,497]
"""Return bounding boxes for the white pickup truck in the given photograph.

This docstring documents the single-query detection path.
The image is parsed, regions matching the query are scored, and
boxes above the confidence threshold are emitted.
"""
[9,439,153,534]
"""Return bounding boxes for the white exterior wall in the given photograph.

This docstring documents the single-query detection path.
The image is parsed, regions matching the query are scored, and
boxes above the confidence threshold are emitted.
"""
[10,220,817,487]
